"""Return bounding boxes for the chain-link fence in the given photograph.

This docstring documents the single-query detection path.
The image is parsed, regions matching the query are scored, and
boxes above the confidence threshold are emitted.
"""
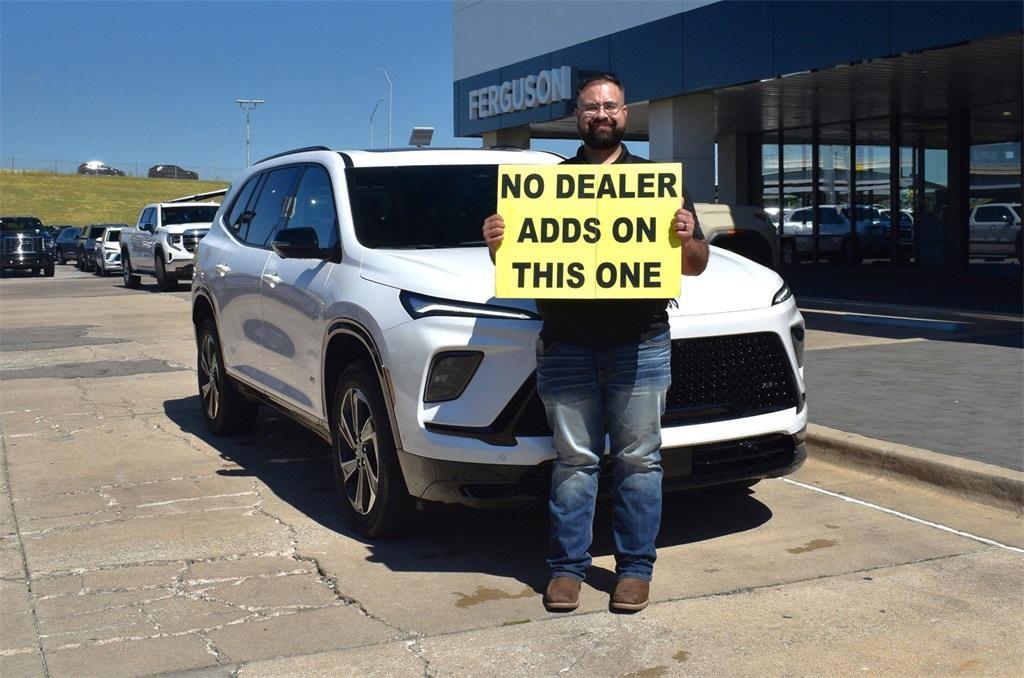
[1,157,243,182]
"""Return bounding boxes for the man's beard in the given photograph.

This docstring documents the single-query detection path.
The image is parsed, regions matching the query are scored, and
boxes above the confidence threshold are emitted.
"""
[579,118,625,150]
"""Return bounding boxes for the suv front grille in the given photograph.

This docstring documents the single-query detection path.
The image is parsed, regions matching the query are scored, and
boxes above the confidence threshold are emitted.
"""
[513,332,799,436]
[664,332,799,425]
[3,236,39,254]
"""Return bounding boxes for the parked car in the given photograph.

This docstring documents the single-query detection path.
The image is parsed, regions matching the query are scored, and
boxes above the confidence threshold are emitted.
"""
[121,201,219,290]
[969,202,1022,262]
[780,204,912,264]
[54,226,82,263]
[148,165,200,180]
[0,216,55,277]
[192,146,808,538]
[780,205,849,264]
[91,225,126,276]
[77,160,124,176]
[75,224,111,271]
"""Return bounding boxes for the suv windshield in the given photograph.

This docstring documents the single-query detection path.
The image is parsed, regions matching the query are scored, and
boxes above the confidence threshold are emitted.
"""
[346,165,497,249]
[107,230,121,242]
[0,217,45,232]
[162,206,218,226]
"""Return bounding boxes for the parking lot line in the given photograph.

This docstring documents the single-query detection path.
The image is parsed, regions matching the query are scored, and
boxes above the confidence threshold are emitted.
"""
[781,477,1024,554]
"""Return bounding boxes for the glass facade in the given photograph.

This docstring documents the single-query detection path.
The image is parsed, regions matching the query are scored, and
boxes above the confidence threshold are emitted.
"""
[759,104,1022,274]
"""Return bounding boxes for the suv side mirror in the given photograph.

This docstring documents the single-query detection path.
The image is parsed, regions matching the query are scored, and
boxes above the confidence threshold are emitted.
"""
[271,227,338,261]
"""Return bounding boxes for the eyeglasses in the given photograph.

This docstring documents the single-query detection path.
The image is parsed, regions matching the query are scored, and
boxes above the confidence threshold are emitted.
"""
[579,102,623,117]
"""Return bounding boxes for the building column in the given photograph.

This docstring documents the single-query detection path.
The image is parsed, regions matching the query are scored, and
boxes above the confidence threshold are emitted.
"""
[648,93,716,203]
[717,132,751,205]
[482,127,531,149]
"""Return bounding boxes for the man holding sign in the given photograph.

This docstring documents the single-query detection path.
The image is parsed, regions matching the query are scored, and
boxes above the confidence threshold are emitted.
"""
[482,74,708,612]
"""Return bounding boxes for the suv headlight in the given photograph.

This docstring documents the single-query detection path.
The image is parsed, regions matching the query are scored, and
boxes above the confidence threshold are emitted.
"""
[772,283,793,305]
[170,234,183,247]
[400,291,540,321]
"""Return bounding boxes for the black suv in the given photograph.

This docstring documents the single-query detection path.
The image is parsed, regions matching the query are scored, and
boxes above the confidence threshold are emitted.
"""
[148,165,199,180]
[1,216,55,277]
[55,226,82,264]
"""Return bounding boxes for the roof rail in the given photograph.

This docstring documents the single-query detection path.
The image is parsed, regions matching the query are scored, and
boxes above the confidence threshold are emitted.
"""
[166,188,229,203]
[254,146,333,165]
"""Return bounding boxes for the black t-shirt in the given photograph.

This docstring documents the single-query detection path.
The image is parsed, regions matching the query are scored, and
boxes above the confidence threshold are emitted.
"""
[536,144,704,346]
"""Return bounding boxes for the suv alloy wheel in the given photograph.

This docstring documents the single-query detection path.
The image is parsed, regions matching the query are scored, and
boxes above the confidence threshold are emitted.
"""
[331,362,414,538]
[197,318,257,435]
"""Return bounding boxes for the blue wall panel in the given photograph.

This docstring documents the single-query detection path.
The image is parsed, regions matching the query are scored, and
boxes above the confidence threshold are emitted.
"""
[610,14,683,102]
[772,1,891,75]
[890,1,1023,54]
[683,1,774,92]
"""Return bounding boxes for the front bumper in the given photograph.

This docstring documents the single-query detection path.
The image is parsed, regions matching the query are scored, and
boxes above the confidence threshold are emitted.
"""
[2,253,52,270]
[400,430,807,508]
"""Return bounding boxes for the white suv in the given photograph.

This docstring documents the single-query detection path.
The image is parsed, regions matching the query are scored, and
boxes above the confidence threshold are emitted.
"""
[192,146,808,537]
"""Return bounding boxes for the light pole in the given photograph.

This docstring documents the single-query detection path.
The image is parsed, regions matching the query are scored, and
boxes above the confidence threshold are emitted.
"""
[378,67,392,148]
[369,98,384,149]
[235,99,265,166]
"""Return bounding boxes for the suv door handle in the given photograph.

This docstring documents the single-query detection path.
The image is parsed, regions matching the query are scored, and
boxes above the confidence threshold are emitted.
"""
[214,264,231,275]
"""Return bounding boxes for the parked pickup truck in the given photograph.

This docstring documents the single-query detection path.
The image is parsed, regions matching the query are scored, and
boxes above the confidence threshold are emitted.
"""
[121,200,220,290]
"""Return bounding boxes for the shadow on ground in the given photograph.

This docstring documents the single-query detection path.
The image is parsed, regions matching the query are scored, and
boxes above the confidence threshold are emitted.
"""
[164,395,774,592]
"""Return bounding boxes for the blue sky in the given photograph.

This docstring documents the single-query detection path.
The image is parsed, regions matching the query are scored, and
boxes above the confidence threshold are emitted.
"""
[1,0,583,180]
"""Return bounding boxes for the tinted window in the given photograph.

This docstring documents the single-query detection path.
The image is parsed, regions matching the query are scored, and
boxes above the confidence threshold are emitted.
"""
[346,165,497,249]
[107,230,121,242]
[226,175,263,235]
[289,165,338,248]
[162,206,219,226]
[790,209,810,224]
[244,167,302,247]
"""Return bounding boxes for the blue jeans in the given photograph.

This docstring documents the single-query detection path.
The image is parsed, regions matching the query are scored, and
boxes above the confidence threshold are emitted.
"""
[536,331,671,582]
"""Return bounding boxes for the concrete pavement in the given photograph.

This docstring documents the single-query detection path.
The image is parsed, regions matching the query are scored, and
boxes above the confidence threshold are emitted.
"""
[0,266,1021,676]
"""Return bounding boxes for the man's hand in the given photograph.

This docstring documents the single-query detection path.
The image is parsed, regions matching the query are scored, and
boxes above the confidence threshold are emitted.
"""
[674,197,709,276]
[483,213,505,264]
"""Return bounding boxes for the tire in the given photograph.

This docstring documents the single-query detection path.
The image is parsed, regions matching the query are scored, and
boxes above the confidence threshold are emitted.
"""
[781,241,798,267]
[122,252,141,288]
[92,260,103,276]
[155,254,177,291]
[197,318,257,435]
[331,362,415,538]
[1016,233,1022,264]
[31,267,40,275]
[44,263,54,277]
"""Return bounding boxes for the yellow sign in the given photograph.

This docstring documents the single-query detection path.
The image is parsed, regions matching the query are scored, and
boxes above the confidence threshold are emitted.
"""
[495,164,684,299]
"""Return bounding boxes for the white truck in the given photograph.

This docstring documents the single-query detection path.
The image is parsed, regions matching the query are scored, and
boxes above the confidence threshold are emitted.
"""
[121,195,222,291]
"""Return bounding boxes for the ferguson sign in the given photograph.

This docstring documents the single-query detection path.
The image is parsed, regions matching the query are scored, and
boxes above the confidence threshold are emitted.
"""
[469,66,573,120]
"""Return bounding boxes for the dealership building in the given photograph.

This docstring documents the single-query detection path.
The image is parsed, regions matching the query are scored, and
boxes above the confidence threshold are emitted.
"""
[453,0,1022,279]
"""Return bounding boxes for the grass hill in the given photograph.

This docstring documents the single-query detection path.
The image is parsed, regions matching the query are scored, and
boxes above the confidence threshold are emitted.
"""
[0,172,231,226]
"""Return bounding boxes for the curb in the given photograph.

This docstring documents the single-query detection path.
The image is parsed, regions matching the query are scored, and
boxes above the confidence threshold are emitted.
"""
[805,423,1024,513]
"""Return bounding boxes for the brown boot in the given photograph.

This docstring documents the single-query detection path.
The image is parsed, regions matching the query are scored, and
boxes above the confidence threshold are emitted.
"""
[611,577,650,612]
[544,576,582,611]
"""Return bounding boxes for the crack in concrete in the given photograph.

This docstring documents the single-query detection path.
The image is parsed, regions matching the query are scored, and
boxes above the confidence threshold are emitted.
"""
[0,420,52,677]
[403,633,437,678]
[250,482,410,639]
